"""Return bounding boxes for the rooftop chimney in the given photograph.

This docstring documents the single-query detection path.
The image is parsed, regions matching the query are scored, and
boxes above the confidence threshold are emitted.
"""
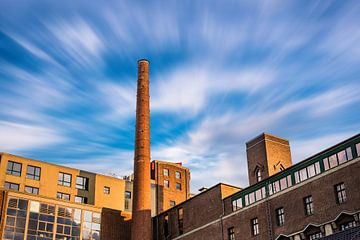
[131,59,152,240]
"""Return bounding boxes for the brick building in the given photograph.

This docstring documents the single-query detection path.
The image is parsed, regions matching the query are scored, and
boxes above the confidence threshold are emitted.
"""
[0,153,190,240]
[153,133,360,240]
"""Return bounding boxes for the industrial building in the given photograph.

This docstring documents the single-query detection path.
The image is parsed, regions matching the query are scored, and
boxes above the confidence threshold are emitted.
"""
[0,152,190,239]
[153,133,360,240]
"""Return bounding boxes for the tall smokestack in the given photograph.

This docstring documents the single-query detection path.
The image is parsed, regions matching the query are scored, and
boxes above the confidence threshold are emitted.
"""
[131,59,152,240]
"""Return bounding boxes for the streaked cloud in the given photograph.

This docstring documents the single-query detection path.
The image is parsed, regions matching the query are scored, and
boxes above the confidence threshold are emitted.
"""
[0,0,359,192]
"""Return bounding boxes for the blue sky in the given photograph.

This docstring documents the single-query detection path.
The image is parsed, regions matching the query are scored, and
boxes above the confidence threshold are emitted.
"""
[0,0,359,192]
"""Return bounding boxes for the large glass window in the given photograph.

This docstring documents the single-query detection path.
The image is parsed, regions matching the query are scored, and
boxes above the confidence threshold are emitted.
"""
[25,186,39,195]
[58,172,72,187]
[3,198,28,240]
[228,227,235,240]
[4,182,19,191]
[26,165,41,180]
[276,207,285,226]
[335,183,347,204]
[82,211,101,240]
[57,207,82,240]
[76,176,89,190]
[251,218,259,236]
[304,196,313,215]
[6,161,22,176]
[27,201,55,239]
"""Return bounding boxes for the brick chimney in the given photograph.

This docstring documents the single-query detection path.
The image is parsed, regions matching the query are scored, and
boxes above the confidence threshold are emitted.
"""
[131,59,152,240]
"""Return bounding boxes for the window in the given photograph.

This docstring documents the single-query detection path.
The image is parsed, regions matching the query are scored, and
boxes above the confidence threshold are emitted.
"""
[125,191,131,199]
[341,221,357,230]
[164,180,169,188]
[323,147,353,171]
[57,192,70,201]
[269,175,292,195]
[228,227,235,240]
[276,207,285,226]
[176,171,181,179]
[58,172,72,187]
[75,196,88,204]
[232,198,242,211]
[176,183,182,190]
[26,165,41,180]
[104,186,110,194]
[76,176,89,190]
[356,143,360,157]
[294,162,321,183]
[170,200,176,207]
[4,182,19,191]
[163,168,169,176]
[25,186,39,195]
[256,169,261,182]
[6,161,22,176]
[309,232,322,240]
[304,196,313,215]
[251,218,259,236]
[164,214,170,237]
[335,183,347,203]
[178,208,184,235]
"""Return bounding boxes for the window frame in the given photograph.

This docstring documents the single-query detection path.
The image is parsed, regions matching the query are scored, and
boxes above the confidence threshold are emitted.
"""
[176,182,182,190]
[163,168,169,176]
[25,185,39,195]
[164,180,170,188]
[56,192,70,201]
[74,195,88,204]
[276,207,285,226]
[104,186,110,194]
[335,182,347,204]
[228,226,235,240]
[125,191,132,199]
[251,218,259,236]
[76,176,89,190]
[6,161,22,176]
[175,171,181,179]
[26,165,41,181]
[304,196,313,215]
[4,182,20,191]
[58,172,72,187]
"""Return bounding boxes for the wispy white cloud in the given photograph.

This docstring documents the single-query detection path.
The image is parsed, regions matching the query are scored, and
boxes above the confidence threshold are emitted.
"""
[47,18,104,67]
[0,121,66,152]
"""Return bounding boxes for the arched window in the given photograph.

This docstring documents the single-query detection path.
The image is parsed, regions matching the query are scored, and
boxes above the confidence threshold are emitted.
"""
[256,169,262,182]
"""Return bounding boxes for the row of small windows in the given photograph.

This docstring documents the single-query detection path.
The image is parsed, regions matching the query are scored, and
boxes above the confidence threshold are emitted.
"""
[229,183,348,239]
[7,162,41,180]
[5,161,113,197]
[232,144,359,211]
[163,168,182,179]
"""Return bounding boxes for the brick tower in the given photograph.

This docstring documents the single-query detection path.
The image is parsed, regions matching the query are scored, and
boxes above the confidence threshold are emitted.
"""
[131,59,152,240]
